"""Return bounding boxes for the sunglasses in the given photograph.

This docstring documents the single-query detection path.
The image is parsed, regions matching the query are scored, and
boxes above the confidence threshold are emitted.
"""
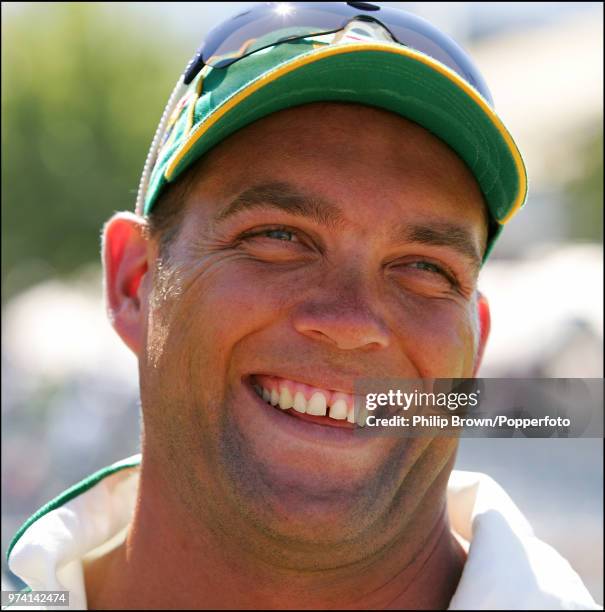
[182,1,493,105]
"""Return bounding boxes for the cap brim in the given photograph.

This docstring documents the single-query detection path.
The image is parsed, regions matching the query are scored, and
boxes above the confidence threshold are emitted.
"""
[147,42,527,254]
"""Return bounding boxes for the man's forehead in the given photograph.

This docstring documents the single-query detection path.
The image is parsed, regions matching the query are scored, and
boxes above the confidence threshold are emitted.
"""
[201,102,465,167]
[195,103,482,197]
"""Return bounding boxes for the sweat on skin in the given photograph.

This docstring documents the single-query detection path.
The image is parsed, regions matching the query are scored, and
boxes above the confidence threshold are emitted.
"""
[90,102,491,610]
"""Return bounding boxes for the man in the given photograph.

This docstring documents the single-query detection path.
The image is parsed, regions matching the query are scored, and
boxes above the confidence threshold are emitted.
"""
[6,3,600,610]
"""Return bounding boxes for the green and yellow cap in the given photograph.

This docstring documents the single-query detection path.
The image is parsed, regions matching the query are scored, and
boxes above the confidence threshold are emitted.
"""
[135,25,527,260]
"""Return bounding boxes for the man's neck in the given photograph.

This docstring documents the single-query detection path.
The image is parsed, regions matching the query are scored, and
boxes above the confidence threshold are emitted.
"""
[84,458,467,610]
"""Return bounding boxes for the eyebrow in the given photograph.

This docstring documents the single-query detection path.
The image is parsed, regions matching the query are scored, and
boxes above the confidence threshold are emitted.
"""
[214,182,345,229]
[397,222,483,269]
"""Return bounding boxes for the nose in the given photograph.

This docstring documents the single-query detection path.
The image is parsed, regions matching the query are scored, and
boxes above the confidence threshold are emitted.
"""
[292,273,391,351]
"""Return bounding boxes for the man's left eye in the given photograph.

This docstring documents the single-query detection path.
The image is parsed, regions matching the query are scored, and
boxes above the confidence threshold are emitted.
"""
[407,261,444,274]
[395,259,458,287]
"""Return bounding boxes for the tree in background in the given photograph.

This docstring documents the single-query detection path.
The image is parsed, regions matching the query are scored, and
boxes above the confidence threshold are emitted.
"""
[1,3,188,301]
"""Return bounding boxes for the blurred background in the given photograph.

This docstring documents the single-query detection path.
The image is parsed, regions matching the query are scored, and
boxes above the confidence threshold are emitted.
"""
[2,1,603,602]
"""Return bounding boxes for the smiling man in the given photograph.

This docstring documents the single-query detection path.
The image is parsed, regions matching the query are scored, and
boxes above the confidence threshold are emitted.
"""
[6,3,600,611]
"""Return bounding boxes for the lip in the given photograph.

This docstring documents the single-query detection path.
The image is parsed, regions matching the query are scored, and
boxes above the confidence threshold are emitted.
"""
[241,376,372,446]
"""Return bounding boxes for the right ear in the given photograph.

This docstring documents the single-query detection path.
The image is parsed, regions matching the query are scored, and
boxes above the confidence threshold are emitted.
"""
[102,211,151,355]
[472,291,491,377]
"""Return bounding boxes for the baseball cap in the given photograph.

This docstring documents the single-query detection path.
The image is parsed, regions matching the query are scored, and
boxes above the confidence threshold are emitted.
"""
[135,2,528,260]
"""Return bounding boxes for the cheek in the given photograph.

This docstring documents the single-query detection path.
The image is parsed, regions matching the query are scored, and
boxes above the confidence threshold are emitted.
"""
[139,261,282,459]
[146,259,297,395]
[192,259,298,344]
[391,296,477,377]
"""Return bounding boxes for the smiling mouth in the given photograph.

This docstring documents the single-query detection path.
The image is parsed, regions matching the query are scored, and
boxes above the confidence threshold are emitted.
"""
[248,374,365,429]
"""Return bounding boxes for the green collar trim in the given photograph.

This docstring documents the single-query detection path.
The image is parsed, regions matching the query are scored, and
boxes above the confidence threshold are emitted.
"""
[6,454,142,562]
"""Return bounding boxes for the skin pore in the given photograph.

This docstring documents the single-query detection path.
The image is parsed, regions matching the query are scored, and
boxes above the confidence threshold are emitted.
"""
[87,102,491,609]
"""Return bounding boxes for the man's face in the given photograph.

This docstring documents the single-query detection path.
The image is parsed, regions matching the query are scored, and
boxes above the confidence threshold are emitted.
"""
[136,103,488,567]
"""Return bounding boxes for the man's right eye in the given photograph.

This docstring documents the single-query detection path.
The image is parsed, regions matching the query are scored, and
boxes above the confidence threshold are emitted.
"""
[239,225,302,244]
[257,228,298,242]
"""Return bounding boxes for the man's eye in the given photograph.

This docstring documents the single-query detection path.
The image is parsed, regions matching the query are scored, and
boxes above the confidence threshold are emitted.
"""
[390,258,459,291]
[242,227,300,243]
[261,228,297,242]
[407,261,445,275]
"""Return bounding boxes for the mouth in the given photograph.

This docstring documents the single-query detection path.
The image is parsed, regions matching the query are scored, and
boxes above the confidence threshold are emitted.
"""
[246,374,365,430]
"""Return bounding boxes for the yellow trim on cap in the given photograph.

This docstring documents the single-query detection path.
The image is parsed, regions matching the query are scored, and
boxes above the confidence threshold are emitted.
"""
[165,42,526,224]
[185,72,205,136]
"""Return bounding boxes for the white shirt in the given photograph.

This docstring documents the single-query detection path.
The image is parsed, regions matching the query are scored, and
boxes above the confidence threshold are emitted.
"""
[6,454,601,610]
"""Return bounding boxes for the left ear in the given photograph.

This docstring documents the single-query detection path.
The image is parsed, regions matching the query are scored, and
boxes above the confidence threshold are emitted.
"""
[472,291,491,376]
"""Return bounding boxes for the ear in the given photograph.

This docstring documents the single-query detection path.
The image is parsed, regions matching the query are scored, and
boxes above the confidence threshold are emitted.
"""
[472,291,491,376]
[102,211,151,355]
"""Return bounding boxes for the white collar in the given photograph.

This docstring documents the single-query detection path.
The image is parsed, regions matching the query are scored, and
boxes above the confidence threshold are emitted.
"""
[7,455,600,610]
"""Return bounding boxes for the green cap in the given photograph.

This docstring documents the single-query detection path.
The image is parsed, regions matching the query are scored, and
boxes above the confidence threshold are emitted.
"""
[136,29,527,260]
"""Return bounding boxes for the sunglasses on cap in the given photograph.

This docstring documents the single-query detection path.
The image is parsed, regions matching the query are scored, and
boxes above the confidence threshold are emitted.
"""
[182,1,493,106]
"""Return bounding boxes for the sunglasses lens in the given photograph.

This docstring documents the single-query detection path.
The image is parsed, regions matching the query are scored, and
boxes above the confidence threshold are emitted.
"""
[185,3,346,79]
[184,2,492,104]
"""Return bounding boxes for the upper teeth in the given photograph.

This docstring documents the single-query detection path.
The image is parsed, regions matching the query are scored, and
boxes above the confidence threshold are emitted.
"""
[253,376,365,425]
